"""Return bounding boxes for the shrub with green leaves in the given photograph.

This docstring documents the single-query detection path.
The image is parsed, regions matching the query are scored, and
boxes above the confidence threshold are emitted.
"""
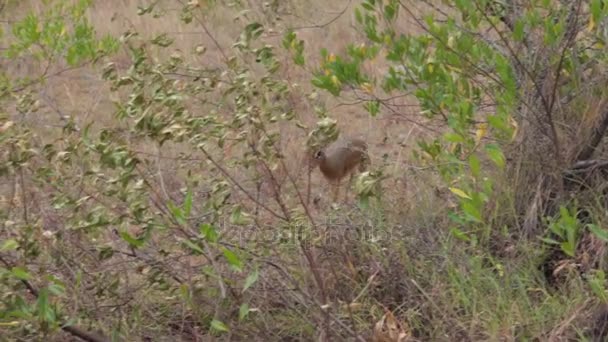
[298,0,608,245]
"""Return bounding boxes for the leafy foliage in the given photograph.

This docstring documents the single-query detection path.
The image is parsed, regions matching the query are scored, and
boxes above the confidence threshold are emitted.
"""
[4,0,608,340]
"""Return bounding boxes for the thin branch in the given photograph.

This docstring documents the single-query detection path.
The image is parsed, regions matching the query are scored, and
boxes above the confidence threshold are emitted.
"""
[545,0,583,166]
[289,0,352,30]
[156,143,171,201]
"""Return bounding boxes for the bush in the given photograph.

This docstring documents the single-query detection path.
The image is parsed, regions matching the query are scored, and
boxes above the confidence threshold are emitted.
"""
[3,0,608,340]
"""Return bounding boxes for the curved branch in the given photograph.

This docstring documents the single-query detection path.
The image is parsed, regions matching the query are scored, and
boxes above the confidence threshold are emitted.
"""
[289,0,352,31]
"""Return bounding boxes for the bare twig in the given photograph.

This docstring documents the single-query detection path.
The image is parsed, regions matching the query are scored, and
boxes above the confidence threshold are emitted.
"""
[156,143,171,201]
[289,0,352,31]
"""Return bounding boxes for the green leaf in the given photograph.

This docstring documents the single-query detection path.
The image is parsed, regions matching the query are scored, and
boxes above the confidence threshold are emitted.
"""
[200,223,219,243]
[230,206,249,225]
[48,282,65,296]
[98,246,114,261]
[357,195,370,210]
[588,224,608,242]
[13,14,41,46]
[450,227,470,241]
[559,206,570,220]
[282,30,295,49]
[384,3,397,22]
[591,0,602,21]
[1,239,19,251]
[294,51,305,66]
[210,319,229,333]
[119,231,144,248]
[239,303,250,321]
[222,247,243,272]
[485,144,505,168]
[560,241,576,257]
[588,270,608,303]
[447,211,466,225]
[462,201,482,222]
[183,187,193,218]
[513,19,525,42]
[168,201,185,225]
[444,133,464,143]
[354,7,363,24]
[37,288,55,323]
[361,2,375,11]
[468,154,481,179]
[243,269,259,292]
[151,33,174,47]
[244,22,264,42]
[182,239,204,255]
[282,30,305,66]
[540,237,560,245]
[364,100,380,116]
[11,267,31,280]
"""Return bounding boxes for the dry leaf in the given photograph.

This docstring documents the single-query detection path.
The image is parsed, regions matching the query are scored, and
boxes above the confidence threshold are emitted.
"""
[372,310,412,342]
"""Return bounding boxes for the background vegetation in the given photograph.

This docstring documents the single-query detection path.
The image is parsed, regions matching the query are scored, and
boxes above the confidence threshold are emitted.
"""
[3,0,608,340]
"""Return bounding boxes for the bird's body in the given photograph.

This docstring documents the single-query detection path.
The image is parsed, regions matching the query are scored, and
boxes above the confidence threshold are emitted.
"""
[314,138,368,201]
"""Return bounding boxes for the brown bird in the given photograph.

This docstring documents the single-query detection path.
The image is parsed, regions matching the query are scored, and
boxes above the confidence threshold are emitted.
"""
[314,138,369,202]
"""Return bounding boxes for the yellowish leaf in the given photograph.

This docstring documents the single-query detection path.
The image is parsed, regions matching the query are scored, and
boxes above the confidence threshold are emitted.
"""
[475,123,488,144]
[588,16,596,32]
[359,43,366,54]
[448,35,455,48]
[449,187,472,199]
[383,34,392,45]
[0,321,21,326]
[331,75,341,87]
[361,82,373,93]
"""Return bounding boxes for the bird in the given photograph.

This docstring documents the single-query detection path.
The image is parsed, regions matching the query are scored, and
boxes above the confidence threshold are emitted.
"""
[313,137,369,202]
